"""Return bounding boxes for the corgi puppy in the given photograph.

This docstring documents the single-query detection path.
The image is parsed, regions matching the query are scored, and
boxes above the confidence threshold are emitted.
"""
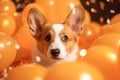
[27,6,85,68]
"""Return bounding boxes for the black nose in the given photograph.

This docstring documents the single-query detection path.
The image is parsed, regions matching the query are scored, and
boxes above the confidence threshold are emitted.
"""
[51,49,60,57]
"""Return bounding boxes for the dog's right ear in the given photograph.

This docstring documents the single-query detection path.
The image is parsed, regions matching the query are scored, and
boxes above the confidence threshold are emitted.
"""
[27,8,47,39]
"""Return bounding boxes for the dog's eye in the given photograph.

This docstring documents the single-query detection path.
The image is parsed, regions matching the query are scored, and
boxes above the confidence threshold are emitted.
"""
[45,34,51,42]
[62,35,69,42]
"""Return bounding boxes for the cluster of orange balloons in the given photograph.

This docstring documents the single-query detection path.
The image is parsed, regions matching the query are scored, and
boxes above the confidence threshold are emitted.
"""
[0,0,35,74]
[0,0,16,36]
[79,14,120,80]
[0,32,19,71]
[0,0,18,72]
[0,0,120,80]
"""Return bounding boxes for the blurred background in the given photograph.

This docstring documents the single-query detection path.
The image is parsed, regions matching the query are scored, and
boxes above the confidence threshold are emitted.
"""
[12,0,120,24]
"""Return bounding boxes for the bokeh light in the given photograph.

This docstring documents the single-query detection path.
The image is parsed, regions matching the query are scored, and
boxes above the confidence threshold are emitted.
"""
[0,14,16,36]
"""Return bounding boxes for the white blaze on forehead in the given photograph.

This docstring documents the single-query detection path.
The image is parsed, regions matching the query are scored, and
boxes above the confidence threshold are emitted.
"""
[48,24,67,58]
[52,24,64,33]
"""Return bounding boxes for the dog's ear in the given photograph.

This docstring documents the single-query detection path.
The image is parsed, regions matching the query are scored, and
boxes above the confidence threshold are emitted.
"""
[65,6,85,35]
[27,8,47,39]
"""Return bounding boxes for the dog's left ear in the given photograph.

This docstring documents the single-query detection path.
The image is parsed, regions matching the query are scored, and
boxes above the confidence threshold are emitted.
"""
[65,6,85,34]
[27,8,47,39]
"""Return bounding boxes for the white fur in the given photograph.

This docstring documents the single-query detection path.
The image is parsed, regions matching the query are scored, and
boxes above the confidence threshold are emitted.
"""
[47,24,67,58]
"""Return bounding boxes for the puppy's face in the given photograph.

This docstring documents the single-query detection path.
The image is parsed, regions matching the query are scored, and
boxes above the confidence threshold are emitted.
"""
[36,23,78,60]
[27,6,85,60]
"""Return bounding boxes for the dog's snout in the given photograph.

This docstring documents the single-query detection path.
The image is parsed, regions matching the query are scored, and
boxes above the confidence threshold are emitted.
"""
[51,49,60,57]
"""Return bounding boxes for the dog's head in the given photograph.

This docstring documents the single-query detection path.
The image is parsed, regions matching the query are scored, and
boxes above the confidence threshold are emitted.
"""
[27,6,85,60]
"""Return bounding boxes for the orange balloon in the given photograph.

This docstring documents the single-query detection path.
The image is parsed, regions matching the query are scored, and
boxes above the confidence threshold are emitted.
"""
[89,22,101,34]
[15,24,36,50]
[13,12,23,35]
[6,64,48,80]
[111,14,120,24]
[107,23,120,34]
[35,0,82,23]
[78,24,98,49]
[0,0,16,15]
[83,45,120,80]
[91,33,120,50]
[78,37,90,49]
[0,14,16,36]
[13,47,32,66]
[0,33,18,71]
[44,62,104,80]
[117,46,120,68]
[84,10,91,24]
[98,24,110,36]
